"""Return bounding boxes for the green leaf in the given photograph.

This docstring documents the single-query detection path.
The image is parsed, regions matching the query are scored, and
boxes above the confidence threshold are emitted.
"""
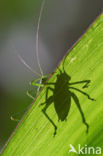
[1,13,103,156]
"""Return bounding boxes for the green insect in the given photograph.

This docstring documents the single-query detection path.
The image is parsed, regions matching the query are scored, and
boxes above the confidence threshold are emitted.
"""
[17,0,50,97]
[11,0,49,121]
[12,0,95,136]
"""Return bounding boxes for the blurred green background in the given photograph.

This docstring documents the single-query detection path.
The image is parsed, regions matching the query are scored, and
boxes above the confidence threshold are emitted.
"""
[0,0,103,151]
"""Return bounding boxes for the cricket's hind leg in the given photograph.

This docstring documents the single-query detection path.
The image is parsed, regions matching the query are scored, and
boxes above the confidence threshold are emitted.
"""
[71,92,89,133]
[41,96,57,136]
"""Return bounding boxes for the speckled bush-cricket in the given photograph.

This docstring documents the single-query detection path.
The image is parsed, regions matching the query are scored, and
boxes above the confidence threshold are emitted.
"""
[11,0,95,135]
[16,0,50,98]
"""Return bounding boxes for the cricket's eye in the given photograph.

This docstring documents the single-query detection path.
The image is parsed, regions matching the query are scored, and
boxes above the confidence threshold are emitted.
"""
[42,78,44,82]
[42,78,46,83]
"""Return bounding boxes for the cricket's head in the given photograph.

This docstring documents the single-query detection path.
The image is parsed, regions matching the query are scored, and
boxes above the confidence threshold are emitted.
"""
[57,56,71,82]
[42,75,49,84]
[57,69,71,82]
[63,71,71,82]
[67,74,71,81]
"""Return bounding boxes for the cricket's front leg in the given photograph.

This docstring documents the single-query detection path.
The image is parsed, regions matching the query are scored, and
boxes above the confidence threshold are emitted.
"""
[30,74,51,92]
[26,90,35,100]
[39,87,54,106]
[45,87,54,100]
[30,72,54,88]
[30,77,44,87]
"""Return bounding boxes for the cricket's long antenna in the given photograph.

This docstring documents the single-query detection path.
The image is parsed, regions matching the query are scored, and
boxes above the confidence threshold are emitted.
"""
[17,54,41,76]
[63,52,68,73]
[36,0,46,77]
[10,42,41,76]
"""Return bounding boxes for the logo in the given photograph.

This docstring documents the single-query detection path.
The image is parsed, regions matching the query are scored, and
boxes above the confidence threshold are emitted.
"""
[69,144,101,155]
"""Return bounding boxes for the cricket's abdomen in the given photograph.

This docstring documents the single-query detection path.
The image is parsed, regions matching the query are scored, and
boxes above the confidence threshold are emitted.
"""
[53,79,71,121]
